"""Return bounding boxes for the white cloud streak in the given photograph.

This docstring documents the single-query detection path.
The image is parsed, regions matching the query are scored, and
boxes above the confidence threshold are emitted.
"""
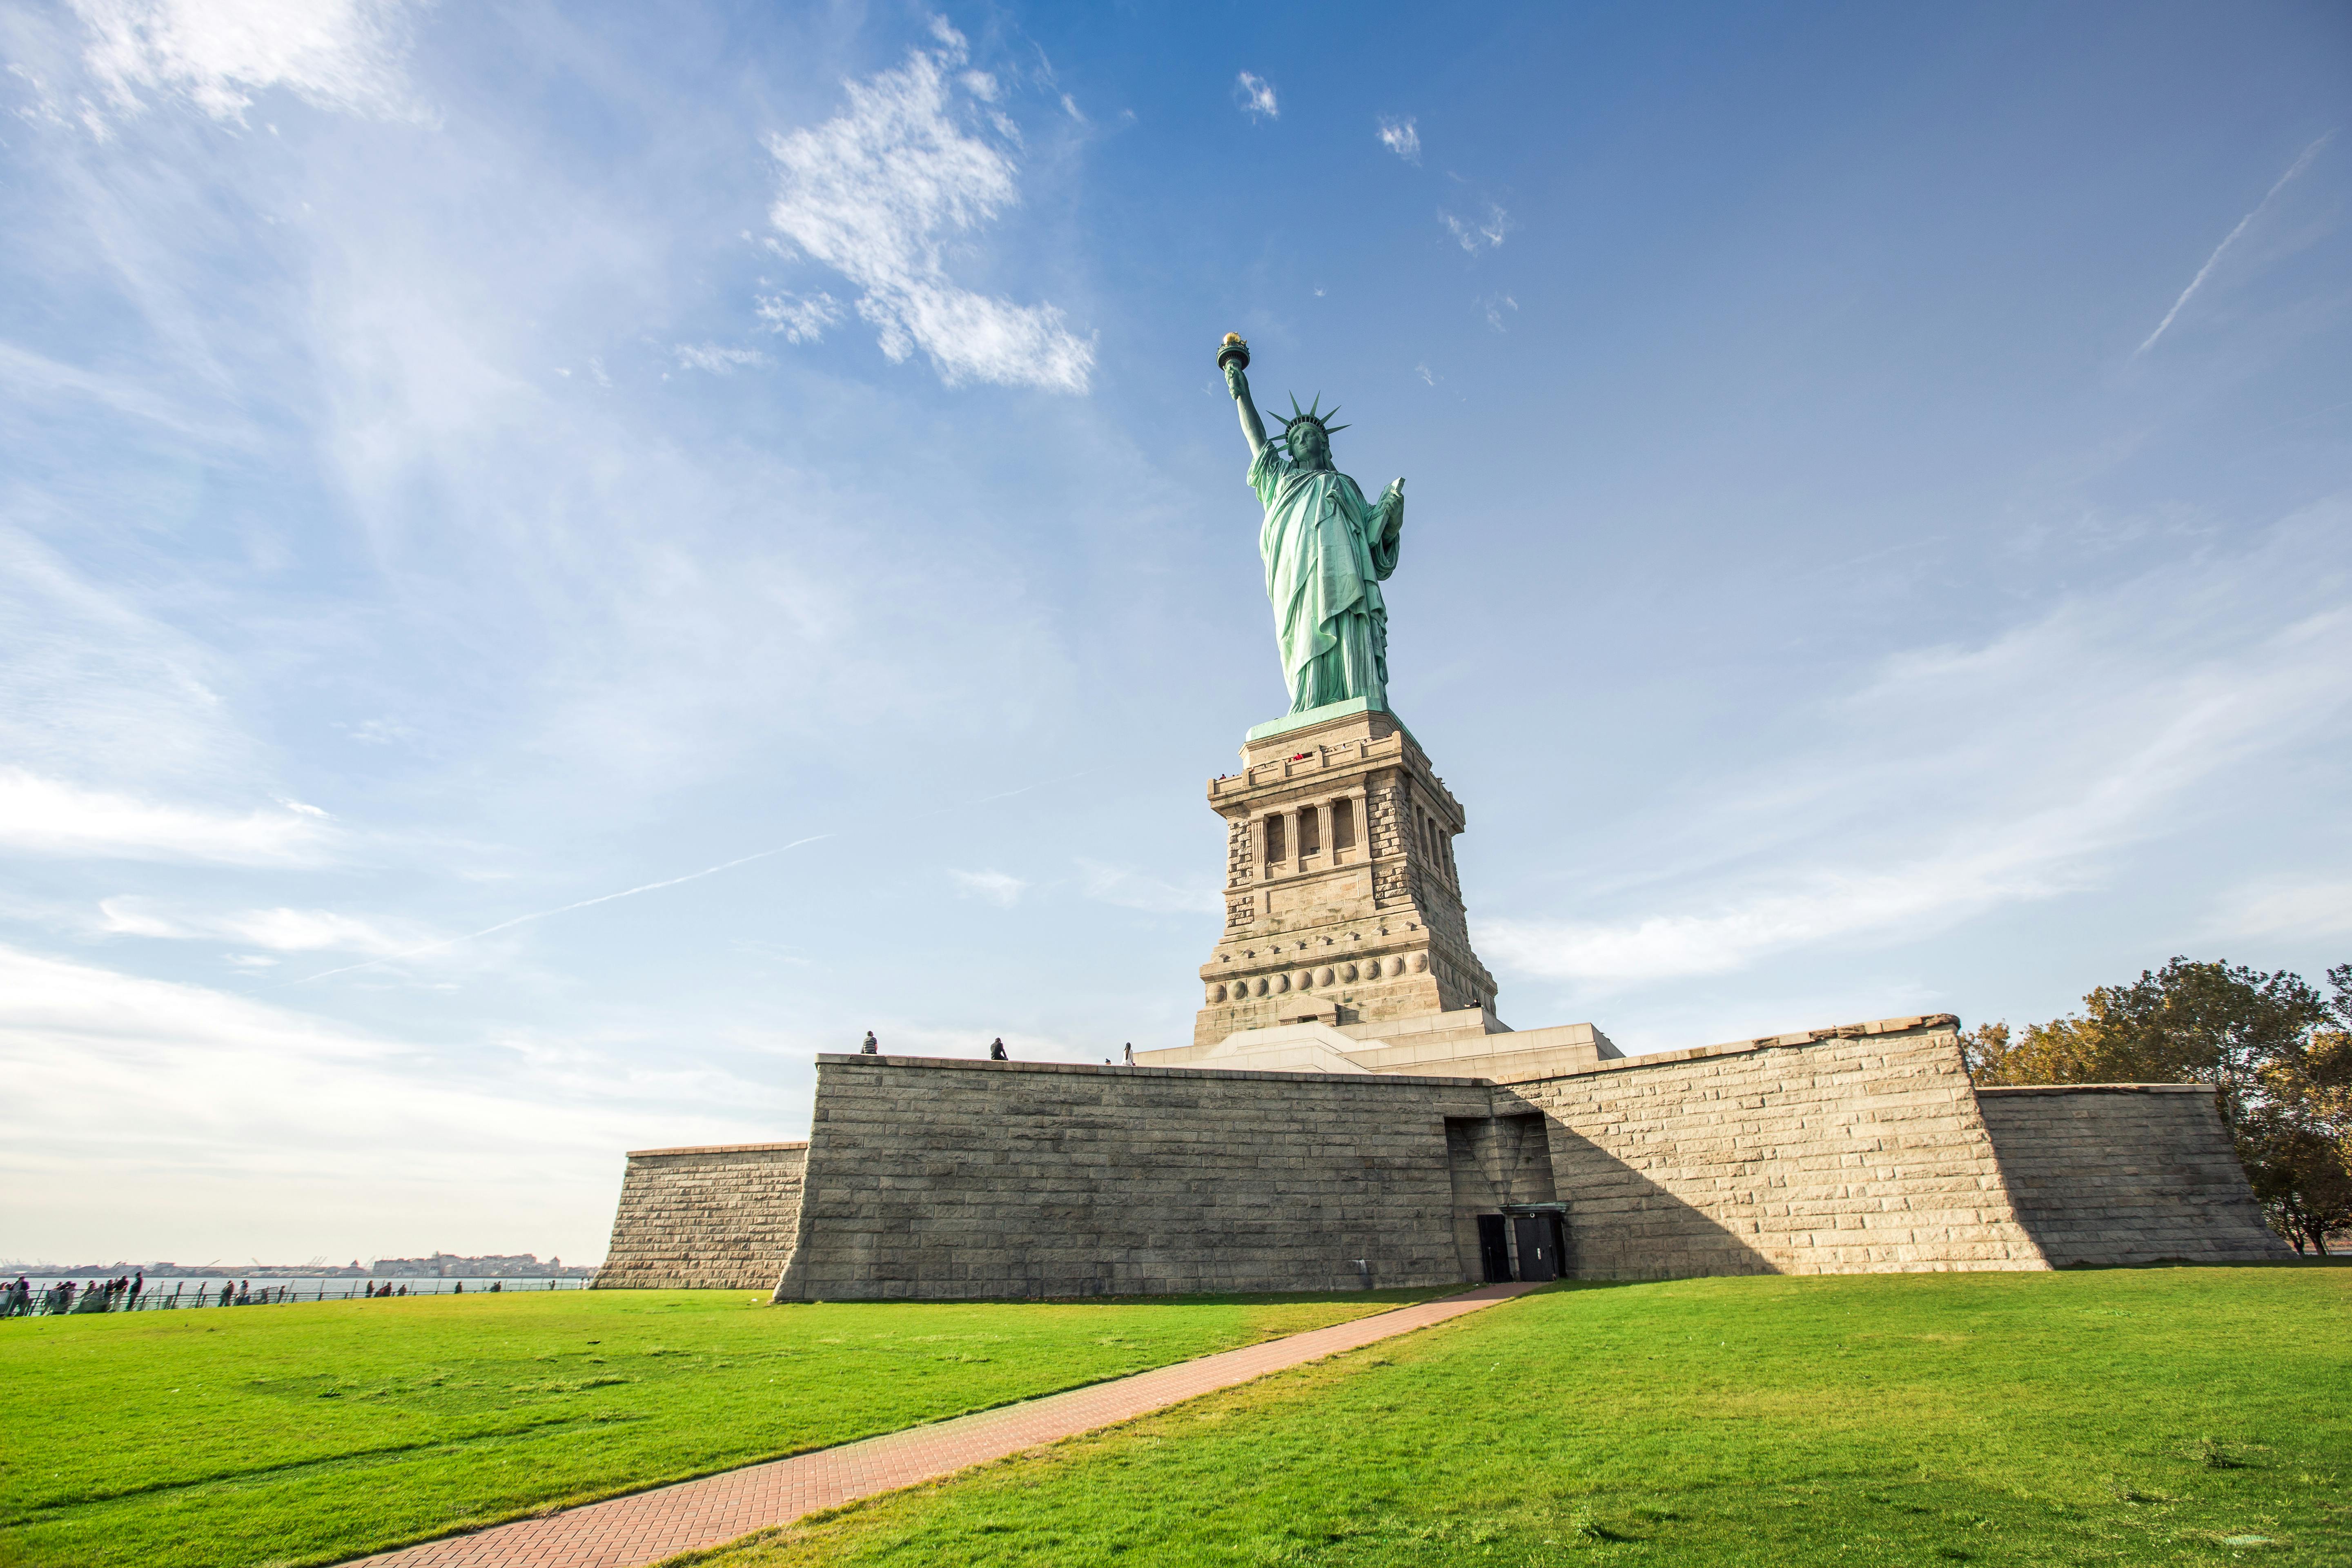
[2203,878,2352,942]
[1486,510,2352,989]
[673,342,770,374]
[281,835,833,985]
[1235,71,1277,121]
[98,896,426,954]
[755,290,845,344]
[766,41,1094,392]
[71,0,423,125]
[949,868,1027,906]
[0,525,260,797]
[1488,859,2071,989]
[0,769,334,864]
[1376,115,1419,163]
[0,340,253,446]
[0,942,776,1261]
[2138,133,2332,355]
[1441,204,1510,252]
[1076,858,1218,915]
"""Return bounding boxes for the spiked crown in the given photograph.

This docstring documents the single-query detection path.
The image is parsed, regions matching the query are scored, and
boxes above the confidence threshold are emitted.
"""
[1265,392,1346,454]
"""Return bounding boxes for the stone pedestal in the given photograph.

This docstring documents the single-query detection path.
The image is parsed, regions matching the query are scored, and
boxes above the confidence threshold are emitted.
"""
[1192,701,1500,1049]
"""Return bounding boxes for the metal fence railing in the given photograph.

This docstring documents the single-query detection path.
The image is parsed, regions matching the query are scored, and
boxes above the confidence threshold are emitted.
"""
[2,1276,590,1316]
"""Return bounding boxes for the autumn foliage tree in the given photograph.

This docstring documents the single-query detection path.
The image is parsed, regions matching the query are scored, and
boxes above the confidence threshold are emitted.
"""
[1964,958,2352,1254]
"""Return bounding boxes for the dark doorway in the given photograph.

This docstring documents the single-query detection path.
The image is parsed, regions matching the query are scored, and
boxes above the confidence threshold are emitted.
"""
[1512,1214,1561,1282]
[1476,1215,1512,1283]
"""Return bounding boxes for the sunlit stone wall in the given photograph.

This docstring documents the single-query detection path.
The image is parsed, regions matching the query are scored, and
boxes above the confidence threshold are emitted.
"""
[593,1142,808,1290]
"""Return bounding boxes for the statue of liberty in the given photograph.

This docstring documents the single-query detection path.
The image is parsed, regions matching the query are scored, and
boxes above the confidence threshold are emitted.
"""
[1221,336,1405,715]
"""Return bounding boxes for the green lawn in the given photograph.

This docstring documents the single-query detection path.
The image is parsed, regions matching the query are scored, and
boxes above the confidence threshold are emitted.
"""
[695,1267,2351,1567]
[0,1286,1444,1568]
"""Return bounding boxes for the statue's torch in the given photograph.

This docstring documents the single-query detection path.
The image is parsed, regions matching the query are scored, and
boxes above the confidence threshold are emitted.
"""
[1217,332,1250,372]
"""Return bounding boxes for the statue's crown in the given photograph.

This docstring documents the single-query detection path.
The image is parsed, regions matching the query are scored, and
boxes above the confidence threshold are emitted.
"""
[1268,392,1346,445]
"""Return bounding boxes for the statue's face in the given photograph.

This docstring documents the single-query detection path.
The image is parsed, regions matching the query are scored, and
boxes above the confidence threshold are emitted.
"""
[1290,421,1328,467]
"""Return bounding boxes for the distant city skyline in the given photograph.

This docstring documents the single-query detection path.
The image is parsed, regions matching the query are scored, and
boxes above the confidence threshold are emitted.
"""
[2,0,2347,1265]
[4,1251,590,1278]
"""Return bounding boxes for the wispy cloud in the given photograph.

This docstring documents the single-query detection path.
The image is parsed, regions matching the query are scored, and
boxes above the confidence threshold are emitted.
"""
[1235,71,1277,121]
[755,290,845,344]
[1376,115,1419,163]
[949,868,1027,907]
[2137,133,2332,355]
[0,526,263,796]
[1441,204,1510,252]
[1488,856,2076,989]
[0,341,255,446]
[0,942,777,1260]
[71,0,424,125]
[98,897,427,955]
[765,32,1094,392]
[2203,878,2352,942]
[674,342,770,374]
[334,717,418,746]
[281,836,833,985]
[1486,507,2352,990]
[1076,859,1217,915]
[1482,293,1518,332]
[0,770,334,865]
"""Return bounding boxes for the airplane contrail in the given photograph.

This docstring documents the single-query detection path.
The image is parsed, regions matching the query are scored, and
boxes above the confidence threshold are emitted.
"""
[272,760,1111,989]
[277,835,834,987]
[2138,133,2332,356]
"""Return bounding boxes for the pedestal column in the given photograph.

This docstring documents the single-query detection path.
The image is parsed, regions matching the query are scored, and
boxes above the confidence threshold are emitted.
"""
[1194,703,1499,1049]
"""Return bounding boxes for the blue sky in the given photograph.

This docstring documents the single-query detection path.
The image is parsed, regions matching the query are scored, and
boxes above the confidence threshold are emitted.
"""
[3,0,2347,1266]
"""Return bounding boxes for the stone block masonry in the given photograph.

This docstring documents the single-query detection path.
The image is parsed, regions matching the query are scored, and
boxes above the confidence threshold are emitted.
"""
[1976,1085,2291,1265]
[593,1143,807,1290]
[773,1056,1497,1301]
[1196,706,1498,1046]
[595,1019,2290,1294]
[1500,1017,2051,1277]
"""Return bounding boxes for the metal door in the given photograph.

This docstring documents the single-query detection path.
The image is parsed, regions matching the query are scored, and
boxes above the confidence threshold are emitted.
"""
[1512,1214,1559,1282]
[1476,1215,1512,1283]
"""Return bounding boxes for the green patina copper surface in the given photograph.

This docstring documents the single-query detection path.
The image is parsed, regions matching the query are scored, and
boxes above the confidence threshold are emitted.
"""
[1222,343,1405,716]
[1243,696,1420,749]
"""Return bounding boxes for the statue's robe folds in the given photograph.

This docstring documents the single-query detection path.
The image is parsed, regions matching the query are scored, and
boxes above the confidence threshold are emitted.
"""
[1249,443,1404,713]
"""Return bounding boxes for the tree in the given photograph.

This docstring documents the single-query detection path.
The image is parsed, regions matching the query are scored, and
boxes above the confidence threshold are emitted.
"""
[1968,957,2350,1252]
[2244,1118,2352,1254]
[2244,966,2352,1253]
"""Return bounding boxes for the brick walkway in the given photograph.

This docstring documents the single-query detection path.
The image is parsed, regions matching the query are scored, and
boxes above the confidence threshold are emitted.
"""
[350,1283,1537,1568]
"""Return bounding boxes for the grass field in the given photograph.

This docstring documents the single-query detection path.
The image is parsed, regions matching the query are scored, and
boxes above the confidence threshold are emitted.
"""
[0,1286,1443,1568]
[695,1267,2352,1567]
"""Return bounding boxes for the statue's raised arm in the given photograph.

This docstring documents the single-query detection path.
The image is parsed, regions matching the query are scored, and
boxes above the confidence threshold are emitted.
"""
[1215,333,1405,717]
[1220,334,1269,460]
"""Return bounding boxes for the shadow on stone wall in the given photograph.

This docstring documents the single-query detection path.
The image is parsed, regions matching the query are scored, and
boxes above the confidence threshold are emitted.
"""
[1540,1125,1779,1280]
[1976,1085,2291,1266]
[773,1056,1499,1301]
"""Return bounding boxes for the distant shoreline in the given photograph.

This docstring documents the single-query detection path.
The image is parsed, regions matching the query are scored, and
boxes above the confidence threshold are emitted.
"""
[2,1262,601,1280]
